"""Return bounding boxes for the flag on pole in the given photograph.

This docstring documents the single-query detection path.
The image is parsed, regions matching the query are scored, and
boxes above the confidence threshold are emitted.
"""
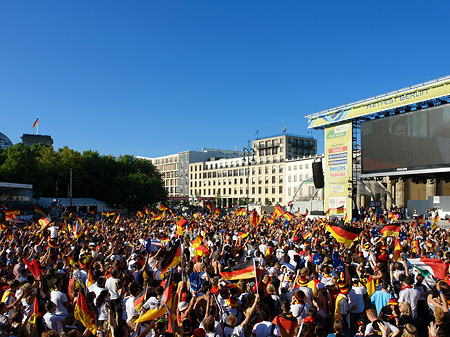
[133,285,148,311]
[33,118,39,128]
[282,125,287,132]
[393,238,402,261]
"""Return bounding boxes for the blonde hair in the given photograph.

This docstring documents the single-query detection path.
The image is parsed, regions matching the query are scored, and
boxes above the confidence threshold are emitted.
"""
[401,323,417,337]
[399,302,411,316]
[266,284,276,295]
[434,307,445,322]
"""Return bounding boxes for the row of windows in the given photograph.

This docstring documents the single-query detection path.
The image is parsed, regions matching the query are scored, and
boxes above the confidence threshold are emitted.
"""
[287,174,310,182]
[191,186,283,196]
[288,164,309,170]
[190,175,284,187]
[154,157,178,165]
[157,163,178,171]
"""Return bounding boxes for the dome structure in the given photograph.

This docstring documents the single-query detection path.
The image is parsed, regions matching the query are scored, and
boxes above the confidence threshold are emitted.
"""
[0,132,13,150]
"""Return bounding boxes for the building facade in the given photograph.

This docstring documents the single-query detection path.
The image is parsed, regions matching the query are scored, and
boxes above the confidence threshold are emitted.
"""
[189,134,318,208]
[138,148,243,198]
[0,132,13,150]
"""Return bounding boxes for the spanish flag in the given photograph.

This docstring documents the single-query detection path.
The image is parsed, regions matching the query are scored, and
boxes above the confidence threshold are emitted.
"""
[326,223,362,246]
[366,275,376,297]
[393,238,402,261]
[29,297,40,324]
[34,205,47,217]
[274,205,284,217]
[33,118,39,128]
[194,244,210,258]
[157,242,182,275]
[283,211,294,221]
[220,259,256,281]
[191,236,203,249]
[380,223,401,237]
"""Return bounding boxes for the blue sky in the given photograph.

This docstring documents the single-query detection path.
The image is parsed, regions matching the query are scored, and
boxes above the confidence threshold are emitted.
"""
[1,1,449,158]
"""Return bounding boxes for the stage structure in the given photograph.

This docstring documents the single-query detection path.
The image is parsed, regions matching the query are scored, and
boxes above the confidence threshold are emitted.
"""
[306,75,450,219]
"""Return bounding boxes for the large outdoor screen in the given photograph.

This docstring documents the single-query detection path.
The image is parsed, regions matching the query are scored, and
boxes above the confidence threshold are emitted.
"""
[361,104,450,176]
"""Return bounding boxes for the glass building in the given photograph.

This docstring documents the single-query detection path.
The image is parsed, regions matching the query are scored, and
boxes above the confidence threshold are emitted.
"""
[0,132,13,150]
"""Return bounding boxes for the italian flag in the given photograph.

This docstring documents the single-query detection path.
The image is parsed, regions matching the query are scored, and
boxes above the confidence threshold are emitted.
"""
[408,258,447,280]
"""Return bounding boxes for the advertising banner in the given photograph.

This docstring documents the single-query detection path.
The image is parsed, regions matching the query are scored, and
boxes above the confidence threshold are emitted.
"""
[308,79,450,129]
[325,122,353,218]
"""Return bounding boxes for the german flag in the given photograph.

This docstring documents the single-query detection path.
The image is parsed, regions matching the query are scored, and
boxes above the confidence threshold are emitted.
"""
[152,214,162,221]
[417,214,424,223]
[326,223,362,246]
[273,314,298,337]
[380,223,401,237]
[250,210,259,227]
[38,217,50,230]
[34,205,47,217]
[324,209,330,216]
[274,205,284,217]
[207,205,213,213]
[160,272,172,306]
[159,204,168,212]
[299,209,308,218]
[145,208,150,214]
[336,205,344,214]
[87,269,95,287]
[115,214,120,224]
[134,285,147,311]
[88,209,95,215]
[74,288,97,335]
[157,241,182,275]
[301,230,312,240]
[137,211,144,218]
[214,208,221,216]
[220,259,256,281]
[161,236,169,244]
[177,218,186,235]
[33,117,39,128]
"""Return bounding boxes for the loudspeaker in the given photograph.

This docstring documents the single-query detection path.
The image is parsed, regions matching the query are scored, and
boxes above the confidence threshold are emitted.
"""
[312,161,324,189]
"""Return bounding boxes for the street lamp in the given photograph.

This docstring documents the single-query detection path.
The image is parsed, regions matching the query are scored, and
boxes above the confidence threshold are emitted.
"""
[243,141,255,210]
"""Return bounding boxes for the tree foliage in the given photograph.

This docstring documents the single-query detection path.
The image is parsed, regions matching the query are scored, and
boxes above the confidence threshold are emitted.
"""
[0,144,166,211]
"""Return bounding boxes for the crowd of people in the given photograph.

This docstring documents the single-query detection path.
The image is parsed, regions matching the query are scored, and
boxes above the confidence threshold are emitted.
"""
[0,205,449,337]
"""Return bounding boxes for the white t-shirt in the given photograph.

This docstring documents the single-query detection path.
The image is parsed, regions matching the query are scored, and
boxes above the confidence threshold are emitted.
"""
[252,321,281,337]
[348,286,367,314]
[49,226,59,239]
[125,296,138,323]
[105,277,120,300]
[43,312,66,333]
[224,325,245,337]
[50,290,69,316]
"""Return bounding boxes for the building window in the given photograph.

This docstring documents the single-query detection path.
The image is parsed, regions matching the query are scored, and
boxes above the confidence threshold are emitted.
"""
[279,175,283,183]
[258,187,262,194]
[272,186,275,194]
[265,176,269,184]
[272,176,276,183]
[288,187,291,196]
[265,186,269,194]
[279,186,283,193]
[288,175,291,182]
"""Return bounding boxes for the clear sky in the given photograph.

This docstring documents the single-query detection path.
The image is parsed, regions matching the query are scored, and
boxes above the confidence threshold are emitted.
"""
[1,1,449,158]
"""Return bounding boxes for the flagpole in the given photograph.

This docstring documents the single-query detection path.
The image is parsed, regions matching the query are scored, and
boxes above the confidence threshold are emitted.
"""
[253,258,259,296]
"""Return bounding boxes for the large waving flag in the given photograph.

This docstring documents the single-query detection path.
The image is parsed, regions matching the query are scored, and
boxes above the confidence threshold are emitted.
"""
[157,242,182,275]
[380,223,401,237]
[220,259,256,281]
[407,258,447,280]
[326,223,363,246]
[74,288,97,335]
[34,205,47,217]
